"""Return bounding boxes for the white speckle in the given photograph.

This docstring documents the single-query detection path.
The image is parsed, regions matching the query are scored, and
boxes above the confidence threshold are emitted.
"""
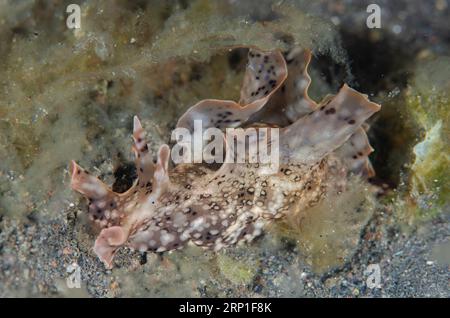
[124,202,135,212]
[191,217,204,230]
[98,201,106,209]
[214,242,224,251]
[173,212,187,227]
[392,24,402,34]
[330,16,340,26]
[388,87,400,98]
[296,78,308,90]
[180,230,190,241]
[160,232,175,246]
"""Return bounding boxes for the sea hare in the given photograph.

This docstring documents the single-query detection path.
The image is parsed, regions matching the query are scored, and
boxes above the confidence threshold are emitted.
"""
[70,47,380,268]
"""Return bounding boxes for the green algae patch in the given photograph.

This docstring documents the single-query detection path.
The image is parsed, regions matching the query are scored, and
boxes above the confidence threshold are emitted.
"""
[275,179,376,274]
[114,246,216,297]
[371,55,450,225]
[400,57,450,221]
[411,120,449,212]
[150,0,346,64]
[216,253,258,286]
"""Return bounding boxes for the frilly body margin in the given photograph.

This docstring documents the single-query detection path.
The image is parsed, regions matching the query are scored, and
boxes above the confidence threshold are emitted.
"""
[70,46,380,268]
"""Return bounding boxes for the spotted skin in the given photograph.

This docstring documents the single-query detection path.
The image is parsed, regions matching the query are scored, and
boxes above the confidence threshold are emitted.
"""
[177,48,287,133]
[70,47,381,268]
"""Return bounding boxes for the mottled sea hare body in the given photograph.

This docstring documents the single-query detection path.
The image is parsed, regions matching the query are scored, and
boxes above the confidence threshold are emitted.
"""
[70,47,380,268]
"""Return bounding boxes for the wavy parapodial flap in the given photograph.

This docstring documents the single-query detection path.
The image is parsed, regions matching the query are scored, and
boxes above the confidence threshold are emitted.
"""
[283,48,318,121]
[280,84,381,164]
[93,226,127,269]
[176,48,287,132]
[247,48,317,126]
[334,127,376,177]
[70,161,121,228]
[71,117,174,267]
